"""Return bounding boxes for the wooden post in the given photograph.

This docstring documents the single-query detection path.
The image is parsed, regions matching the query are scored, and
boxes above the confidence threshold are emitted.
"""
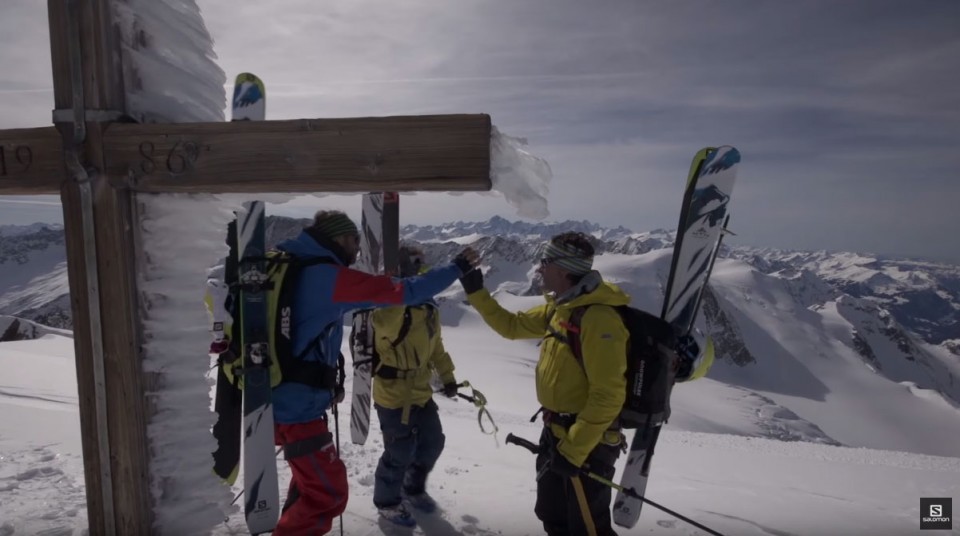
[48,0,151,534]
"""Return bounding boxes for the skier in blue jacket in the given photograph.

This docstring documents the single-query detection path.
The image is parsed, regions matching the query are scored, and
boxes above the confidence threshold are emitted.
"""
[271,209,478,535]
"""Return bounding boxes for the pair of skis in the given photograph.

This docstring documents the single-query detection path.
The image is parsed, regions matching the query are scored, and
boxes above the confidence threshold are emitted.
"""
[208,73,279,534]
[220,72,402,533]
[612,146,740,528]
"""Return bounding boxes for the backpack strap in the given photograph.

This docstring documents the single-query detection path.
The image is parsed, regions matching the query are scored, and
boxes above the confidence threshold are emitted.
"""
[389,306,414,348]
[562,306,589,371]
[544,305,590,370]
[273,254,343,389]
[374,304,426,379]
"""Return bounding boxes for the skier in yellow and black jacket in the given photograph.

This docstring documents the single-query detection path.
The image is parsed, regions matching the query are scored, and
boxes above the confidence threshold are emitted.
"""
[460,231,628,536]
[371,245,459,529]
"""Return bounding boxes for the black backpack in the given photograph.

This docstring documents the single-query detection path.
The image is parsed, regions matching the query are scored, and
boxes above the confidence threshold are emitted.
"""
[561,305,679,428]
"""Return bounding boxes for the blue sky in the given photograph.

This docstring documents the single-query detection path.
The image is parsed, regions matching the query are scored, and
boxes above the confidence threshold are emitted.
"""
[1,0,958,262]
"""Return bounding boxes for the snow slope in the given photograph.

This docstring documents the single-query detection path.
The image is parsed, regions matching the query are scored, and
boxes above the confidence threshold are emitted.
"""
[2,307,959,535]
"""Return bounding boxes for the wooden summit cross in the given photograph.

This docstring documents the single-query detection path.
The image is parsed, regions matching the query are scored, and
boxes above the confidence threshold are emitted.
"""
[0,1,491,534]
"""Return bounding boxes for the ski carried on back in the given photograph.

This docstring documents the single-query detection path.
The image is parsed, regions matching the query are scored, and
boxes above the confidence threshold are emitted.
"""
[612,146,740,529]
[234,73,280,534]
[349,192,400,444]
[209,72,268,487]
[237,199,280,534]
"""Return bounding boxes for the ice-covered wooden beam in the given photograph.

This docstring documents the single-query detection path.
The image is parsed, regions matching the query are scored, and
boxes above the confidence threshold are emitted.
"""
[103,114,492,193]
[0,115,493,195]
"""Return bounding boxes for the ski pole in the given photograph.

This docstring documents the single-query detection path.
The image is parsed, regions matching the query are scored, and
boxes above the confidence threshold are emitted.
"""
[504,433,725,536]
[332,402,344,536]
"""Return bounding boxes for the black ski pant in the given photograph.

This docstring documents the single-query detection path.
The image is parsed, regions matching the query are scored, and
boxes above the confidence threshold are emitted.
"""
[535,427,620,536]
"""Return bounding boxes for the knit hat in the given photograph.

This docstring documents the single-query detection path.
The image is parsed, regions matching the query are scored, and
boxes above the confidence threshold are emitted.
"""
[312,212,359,240]
[541,241,593,275]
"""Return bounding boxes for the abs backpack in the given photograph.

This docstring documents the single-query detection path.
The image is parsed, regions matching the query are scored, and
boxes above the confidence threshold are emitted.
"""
[222,251,344,392]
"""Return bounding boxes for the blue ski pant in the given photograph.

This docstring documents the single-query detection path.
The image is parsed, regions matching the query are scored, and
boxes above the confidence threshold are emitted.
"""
[373,399,445,508]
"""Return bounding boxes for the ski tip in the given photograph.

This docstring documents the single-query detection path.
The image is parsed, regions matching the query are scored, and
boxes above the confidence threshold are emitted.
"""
[695,147,717,159]
[711,145,741,164]
[696,146,741,165]
[697,146,741,179]
[685,148,713,189]
[232,73,266,119]
[234,72,264,87]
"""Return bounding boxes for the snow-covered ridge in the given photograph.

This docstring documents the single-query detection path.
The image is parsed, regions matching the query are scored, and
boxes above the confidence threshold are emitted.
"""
[1,219,958,419]
[2,218,958,348]
[0,222,64,237]
[0,315,71,342]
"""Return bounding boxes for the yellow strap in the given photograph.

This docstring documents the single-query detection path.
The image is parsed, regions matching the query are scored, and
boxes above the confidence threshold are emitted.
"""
[570,475,598,536]
[400,376,414,425]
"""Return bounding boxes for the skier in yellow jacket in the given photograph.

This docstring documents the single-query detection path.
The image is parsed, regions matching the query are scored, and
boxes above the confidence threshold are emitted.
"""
[371,245,459,528]
[460,231,628,536]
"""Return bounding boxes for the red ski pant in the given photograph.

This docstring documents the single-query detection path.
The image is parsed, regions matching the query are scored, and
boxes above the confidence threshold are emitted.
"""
[274,418,348,535]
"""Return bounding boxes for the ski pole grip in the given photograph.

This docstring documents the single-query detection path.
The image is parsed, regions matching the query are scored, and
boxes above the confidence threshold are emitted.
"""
[505,433,540,454]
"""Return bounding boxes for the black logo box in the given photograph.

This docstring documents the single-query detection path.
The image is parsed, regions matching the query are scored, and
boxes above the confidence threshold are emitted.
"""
[921,498,952,531]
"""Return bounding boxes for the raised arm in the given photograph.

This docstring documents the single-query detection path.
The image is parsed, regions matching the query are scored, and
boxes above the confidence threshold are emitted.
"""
[466,289,550,340]
[327,262,463,309]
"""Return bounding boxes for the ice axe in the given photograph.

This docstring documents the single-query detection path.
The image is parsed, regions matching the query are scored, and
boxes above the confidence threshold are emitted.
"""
[437,381,499,437]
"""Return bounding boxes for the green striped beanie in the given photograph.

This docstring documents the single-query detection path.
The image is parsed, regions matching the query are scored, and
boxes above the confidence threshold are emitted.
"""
[312,212,359,240]
[542,241,593,275]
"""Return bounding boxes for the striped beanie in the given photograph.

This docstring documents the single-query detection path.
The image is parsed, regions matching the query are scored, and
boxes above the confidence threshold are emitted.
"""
[311,211,359,240]
[541,240,594,275]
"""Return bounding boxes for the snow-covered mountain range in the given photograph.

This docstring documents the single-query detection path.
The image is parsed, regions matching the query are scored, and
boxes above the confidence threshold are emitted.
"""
[2,218,958,410]
[3,217,960,535]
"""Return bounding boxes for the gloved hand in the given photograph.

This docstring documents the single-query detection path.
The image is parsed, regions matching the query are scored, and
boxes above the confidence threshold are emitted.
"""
[333,386,346,404]
[453,247,479,275]
[459,267,484,295]
[442,382,459,398]
[548,450,581,479]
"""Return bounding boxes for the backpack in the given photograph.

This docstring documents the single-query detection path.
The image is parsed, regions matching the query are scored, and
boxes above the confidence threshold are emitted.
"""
[560,305,680,428]
[222,251,345,392]
[350,305,422,380]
